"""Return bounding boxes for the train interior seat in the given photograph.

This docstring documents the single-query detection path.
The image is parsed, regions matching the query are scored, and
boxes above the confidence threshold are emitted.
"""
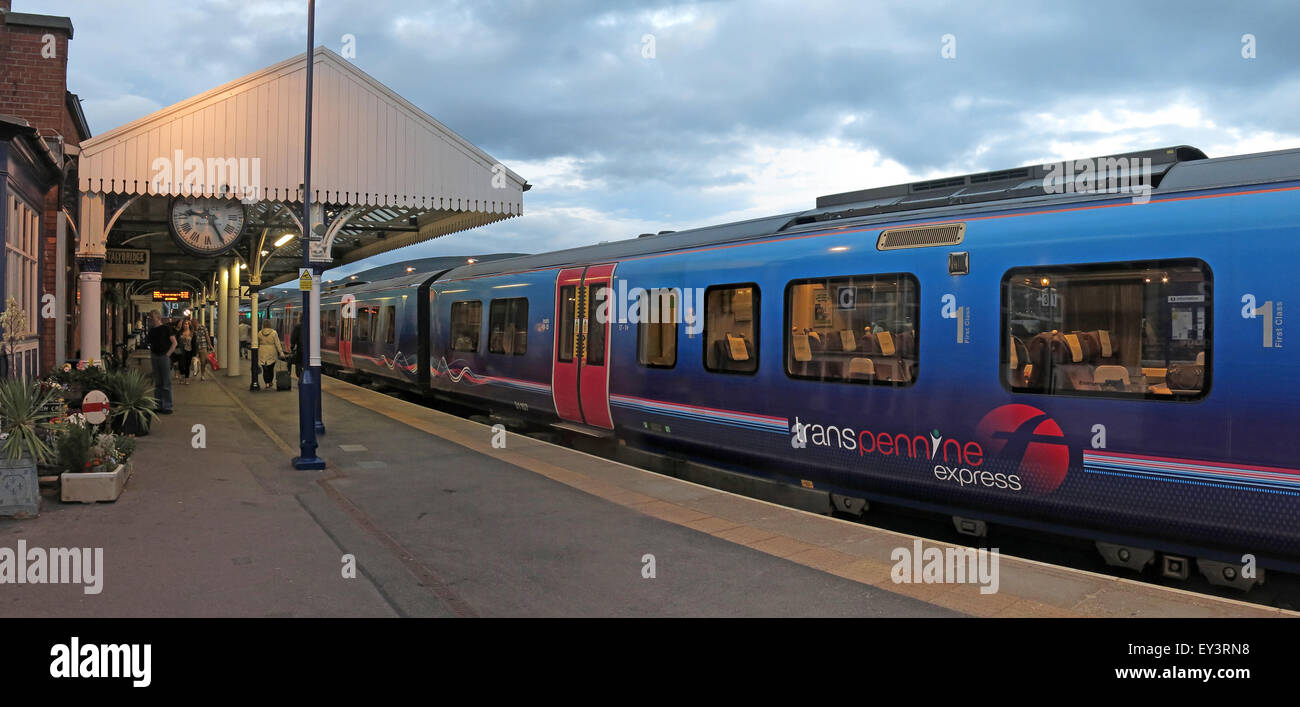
[1093,364,1130,389]
[846,357,875,381]
[713,334,755,372]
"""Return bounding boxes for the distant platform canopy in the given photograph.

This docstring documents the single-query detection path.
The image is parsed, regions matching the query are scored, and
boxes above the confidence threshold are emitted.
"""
[75,46,528,288]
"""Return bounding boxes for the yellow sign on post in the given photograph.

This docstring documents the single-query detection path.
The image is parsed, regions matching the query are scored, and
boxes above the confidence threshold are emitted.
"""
[298,269,313,291]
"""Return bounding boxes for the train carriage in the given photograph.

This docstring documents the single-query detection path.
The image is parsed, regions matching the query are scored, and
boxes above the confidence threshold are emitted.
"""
[264,144,1300,585]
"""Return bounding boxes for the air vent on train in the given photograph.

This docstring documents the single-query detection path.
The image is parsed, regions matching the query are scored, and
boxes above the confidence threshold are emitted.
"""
[876,223,965,250]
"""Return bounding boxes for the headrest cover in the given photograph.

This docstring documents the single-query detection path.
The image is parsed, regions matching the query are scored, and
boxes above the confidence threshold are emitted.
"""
[877,331,896,356]
[1063,333,1083,363]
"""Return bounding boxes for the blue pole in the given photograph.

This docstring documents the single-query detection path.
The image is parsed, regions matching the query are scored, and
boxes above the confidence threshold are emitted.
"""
[293,0,325,470]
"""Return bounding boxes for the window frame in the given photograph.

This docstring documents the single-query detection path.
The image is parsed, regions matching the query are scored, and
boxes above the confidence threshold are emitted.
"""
[488,297,529,355]
[702,282,761,376]
[381,304,396,345]
[781,272,921,387]
[557,285,577,363]
[998,258,1212,402]
[636,287,679,369]
[449,299,483,353]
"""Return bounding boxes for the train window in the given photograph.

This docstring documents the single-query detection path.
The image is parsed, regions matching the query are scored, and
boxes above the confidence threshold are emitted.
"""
[637,288,678,368]
[704,284,759,374]
[324,309,338,347]
[382,305,396,344]
[558,286,576,362]
[488,298,529,355]
[450,300,482,352]
[1001,259,1211,401]
[586,284,606,365]
[356,306,375,342]
[784,274,919,385]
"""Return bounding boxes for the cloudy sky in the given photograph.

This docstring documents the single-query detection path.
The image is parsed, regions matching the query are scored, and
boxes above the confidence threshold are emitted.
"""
[23,0,1300,277]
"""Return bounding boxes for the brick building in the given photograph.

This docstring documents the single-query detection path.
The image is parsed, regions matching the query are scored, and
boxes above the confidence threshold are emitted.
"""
[0,0,91,373]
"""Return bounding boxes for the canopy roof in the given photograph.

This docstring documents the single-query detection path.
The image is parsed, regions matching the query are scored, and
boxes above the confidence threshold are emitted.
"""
[78,47,529,289]
[78,47,526,213]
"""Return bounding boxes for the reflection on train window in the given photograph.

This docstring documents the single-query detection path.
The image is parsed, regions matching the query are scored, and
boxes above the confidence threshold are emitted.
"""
[637,288,678,368]
[450,300,482,352]
[488,297,529,355]
[356,306,375,342]
[1002,259,1211,400]
[704,284,759,374]
[586,284,606,365]
[323,309,338,347]
[558,285,576,362]
[785,274,919,385]
[382,305,396,345]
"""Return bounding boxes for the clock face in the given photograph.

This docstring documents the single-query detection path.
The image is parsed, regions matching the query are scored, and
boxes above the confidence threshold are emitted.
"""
[168,197,247,256]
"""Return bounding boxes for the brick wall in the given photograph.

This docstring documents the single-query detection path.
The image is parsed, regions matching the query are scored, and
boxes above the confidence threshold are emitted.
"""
[1,1,79,370]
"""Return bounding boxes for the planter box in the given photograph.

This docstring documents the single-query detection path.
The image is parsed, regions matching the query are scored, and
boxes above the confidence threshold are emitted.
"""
[0,456,40,518]
[61,463,132,504]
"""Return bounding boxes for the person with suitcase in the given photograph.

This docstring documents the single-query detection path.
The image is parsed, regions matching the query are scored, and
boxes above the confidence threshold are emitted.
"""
[256,323,285,391]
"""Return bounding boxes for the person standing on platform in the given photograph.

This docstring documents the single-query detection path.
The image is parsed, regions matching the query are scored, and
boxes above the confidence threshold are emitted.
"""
[147,311,176,415]
[195,319,214,381]
[257,322,286,391]
[290,319,304,379]
[176,320,197,385]
[239,317,252,359]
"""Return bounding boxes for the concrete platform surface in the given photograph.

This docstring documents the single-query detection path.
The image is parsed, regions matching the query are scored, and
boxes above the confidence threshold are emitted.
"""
[1,372,1290,618]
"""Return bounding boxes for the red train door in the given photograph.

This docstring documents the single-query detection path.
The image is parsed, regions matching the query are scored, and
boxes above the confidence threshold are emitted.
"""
[551,264,616,428]
[340,294,355,368]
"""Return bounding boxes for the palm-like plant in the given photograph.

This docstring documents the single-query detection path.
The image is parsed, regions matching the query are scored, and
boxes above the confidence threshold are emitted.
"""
[0,379,59,463]
[105,369,159,433]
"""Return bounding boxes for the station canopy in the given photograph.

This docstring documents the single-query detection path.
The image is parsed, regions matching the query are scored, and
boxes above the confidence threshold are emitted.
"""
[76,47,528,292]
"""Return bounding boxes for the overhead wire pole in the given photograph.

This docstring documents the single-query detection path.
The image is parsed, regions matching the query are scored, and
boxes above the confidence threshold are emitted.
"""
[293,0,325,470]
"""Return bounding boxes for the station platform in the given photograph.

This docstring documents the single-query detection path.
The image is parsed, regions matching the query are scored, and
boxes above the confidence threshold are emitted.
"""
[2,372,1292,618]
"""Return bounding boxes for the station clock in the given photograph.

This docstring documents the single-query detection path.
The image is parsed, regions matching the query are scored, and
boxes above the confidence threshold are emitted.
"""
[167,196,247,257]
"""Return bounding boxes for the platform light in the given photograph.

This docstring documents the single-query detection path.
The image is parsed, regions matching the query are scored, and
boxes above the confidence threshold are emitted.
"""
[1145,277,1152,283]
[406,266,415,272]
[273,234,295,247]
[467,258,478,264]
[1161,274,1169,284]
[261,250,270,256]
[1040,277,1050,286]
[349,275,357,280]
[239,263,246,269]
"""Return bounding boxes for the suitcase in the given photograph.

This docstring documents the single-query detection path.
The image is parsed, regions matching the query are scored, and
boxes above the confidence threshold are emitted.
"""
[275,359,292,391]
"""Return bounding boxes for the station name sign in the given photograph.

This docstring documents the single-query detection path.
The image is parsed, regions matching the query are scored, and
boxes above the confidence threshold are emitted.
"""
[103,248,150,280]
[152,289,192,302]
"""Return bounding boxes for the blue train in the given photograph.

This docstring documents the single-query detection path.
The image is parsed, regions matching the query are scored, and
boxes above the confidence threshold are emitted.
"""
[263,145,1300,588]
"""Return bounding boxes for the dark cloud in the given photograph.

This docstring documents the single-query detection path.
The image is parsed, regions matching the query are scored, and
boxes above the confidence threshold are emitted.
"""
[20,0,1300,270]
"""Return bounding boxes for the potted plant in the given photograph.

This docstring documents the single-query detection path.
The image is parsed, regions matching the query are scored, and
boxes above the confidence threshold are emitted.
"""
[57,424,134,503]
[105,369,158,436]
[0,379,58,517]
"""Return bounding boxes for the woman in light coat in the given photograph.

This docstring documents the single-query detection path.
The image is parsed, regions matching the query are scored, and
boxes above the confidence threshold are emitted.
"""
[257,325,286,390]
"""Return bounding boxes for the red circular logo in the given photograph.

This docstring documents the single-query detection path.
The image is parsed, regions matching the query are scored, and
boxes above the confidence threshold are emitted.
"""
[974,404,1071,495]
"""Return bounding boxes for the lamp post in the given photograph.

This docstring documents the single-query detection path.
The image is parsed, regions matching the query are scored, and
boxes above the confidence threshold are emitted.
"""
[292,0,325,470]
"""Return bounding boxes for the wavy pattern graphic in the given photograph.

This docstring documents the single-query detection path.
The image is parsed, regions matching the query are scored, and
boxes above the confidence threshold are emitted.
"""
[432,357,551,394]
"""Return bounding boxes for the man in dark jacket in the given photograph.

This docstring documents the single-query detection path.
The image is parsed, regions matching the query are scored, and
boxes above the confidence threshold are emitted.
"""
[147,311,177,414]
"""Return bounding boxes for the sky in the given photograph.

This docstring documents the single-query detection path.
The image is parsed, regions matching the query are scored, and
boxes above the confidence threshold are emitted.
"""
[21,0,1300,279]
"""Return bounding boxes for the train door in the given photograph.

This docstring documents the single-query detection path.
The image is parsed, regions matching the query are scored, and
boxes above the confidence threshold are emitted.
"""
[551,264,616,428]
[339,294,355,368]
